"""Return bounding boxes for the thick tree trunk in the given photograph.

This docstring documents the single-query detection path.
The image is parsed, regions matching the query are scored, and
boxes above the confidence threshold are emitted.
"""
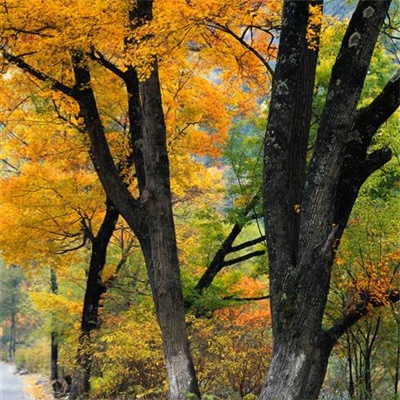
[261,332,332,399]
[261,1,394,399]
[138,64,200,398]
[70,199,119,399]
[261,1,323,397]
[70,13,200,394]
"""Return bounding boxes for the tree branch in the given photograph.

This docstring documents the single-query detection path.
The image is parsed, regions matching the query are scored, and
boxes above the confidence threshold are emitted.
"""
[333,70,400,232]
[193,193,261,293]
[229,235,266,253]
[209,22,274,76]
[56,241,87,255]
[1,51,75,97]
[88,48,126,79]
[222,250,266,267]
[70,50,142,213]
[303,0,392,240]
[326,289,400,345]
[222,294,270,302]
[353,69,400,148]
[1,159,19,173]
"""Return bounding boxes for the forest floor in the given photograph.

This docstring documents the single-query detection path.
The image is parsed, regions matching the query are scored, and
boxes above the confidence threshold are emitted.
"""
[22,372,54,400]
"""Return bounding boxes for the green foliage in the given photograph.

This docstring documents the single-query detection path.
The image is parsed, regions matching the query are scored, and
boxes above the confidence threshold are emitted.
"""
[325,165,400,398]
[15,341,50,373]
[0,262,40,360]
[222,117,265,223]
[0,263,25,322]
[189,209,227,263]
[312,20,398,147]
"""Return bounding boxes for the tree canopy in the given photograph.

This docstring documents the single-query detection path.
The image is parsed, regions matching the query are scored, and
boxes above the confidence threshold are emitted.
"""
[0,0,399,399]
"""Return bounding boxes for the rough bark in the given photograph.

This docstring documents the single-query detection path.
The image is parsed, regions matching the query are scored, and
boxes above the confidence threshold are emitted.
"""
[138,62,200,398]
[261,2,323,398]
[68,2,200,397]
[334,69,399,235]
[261,1,395,399]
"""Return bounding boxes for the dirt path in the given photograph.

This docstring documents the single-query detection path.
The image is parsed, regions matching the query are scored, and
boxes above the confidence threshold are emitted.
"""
[0,361,32,400]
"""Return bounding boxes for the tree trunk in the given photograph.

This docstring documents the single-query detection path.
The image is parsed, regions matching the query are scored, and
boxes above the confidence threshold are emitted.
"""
[9,303,16,362]
[395,310,400,397]
[138,63,200,398]
[346,333,355,398]
[71,37,199,396]
[261,1,394,399]
[261,1,324,398]
[261,332,333,399]
[70,199,119,399]
[50,267,59,381]
[50,332,58,381]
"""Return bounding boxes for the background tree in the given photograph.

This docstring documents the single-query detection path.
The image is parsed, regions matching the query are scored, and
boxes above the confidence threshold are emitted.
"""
[323,163,400,399]
[0,263,26,361]
[0,90,122,396]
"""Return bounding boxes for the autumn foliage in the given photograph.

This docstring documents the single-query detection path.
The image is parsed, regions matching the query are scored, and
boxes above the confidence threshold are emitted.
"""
[0,0,399,399]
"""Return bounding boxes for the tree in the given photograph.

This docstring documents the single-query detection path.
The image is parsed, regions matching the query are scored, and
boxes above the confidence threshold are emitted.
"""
[324,186,400,399]
[1,0,398,398]
[0,0,274,397]
[50,267,59,382]
[261,0,399,398]
[0,263,25,361]
[0,94,122,396]
[70,199,120,398]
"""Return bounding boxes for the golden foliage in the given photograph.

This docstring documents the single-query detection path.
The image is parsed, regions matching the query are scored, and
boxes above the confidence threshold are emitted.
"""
[0,2,280,398]
[306,4,323,51]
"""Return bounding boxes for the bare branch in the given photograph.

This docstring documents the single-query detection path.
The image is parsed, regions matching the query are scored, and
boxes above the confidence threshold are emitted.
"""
[88,48,126,79]
[1,158,19,173]
[194,193,261,293]
[229,235,266,253]
[223,250,266,267]
[56,240,87,254]
[222,294,270,302]
[209,22,274,76]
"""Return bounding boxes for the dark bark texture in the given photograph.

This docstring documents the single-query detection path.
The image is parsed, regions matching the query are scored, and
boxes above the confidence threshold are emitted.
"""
[138,63,200,398]
[50,267,59,381]
[4,0,398,398]
[70,199,119,399]
[261,1,397,399]
[69,2,200,398]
